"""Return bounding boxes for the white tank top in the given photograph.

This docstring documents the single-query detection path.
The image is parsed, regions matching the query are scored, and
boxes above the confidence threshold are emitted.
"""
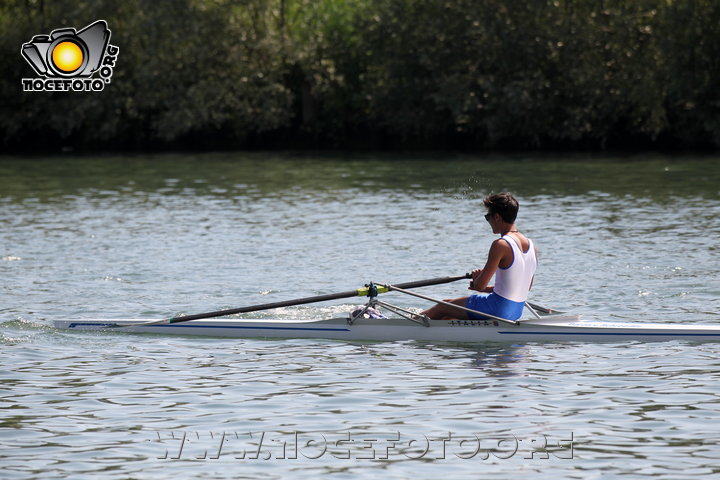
[493,235,537,303]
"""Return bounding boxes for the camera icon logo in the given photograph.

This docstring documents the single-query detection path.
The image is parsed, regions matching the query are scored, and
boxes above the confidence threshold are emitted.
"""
[21,20,119,92]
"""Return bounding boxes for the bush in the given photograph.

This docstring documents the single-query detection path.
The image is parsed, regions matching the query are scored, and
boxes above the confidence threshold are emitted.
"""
[2,0,719,151]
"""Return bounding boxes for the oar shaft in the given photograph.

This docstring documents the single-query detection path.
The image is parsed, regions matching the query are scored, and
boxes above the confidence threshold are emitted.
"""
[167,290,360,324]
[164,274,472,325]
[393,274,471,290]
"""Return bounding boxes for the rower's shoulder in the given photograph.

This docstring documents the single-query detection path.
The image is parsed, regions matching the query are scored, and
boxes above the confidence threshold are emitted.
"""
[488,238,511,259]
[491,237,512,248]
[501,233,533,252]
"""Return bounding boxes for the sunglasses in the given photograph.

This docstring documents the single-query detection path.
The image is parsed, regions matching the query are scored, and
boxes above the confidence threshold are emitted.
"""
[484,212,495,222]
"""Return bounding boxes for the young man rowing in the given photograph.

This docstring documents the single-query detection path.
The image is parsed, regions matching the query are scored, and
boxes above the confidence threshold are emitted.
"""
[421,192,537,321]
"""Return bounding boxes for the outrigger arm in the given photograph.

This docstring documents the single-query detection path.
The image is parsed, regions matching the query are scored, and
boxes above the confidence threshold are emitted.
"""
[382,283,521,326]
[350,282,522,327]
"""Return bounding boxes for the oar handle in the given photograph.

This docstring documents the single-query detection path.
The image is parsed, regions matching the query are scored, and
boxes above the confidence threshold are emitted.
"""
[525,302,562,314]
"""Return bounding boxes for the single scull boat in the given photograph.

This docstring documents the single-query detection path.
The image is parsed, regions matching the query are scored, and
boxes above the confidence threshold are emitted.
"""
[51,274,720,343]
[53,314,720,343]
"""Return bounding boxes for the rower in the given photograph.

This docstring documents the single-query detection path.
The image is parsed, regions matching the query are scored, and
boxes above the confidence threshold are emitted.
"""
[421,192,538,321]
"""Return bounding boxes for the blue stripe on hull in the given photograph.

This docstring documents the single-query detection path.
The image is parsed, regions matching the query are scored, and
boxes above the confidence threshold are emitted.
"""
[67,322,350,332]
[499,331,720,337]
[68,323,116,328]
[163,325,351,332]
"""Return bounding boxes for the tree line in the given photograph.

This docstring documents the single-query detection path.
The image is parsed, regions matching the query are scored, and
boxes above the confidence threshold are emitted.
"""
[1,0,719,152]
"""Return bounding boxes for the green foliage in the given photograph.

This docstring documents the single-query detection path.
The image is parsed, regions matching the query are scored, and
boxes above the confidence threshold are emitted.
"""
[1,0,719,151]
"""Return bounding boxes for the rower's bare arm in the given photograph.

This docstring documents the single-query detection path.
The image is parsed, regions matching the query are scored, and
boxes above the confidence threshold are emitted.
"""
[469,241,506,292]
[469,269,494,293]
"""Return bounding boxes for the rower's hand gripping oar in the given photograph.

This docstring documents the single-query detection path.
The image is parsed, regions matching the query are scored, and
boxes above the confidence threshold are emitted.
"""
[107,274,472,328]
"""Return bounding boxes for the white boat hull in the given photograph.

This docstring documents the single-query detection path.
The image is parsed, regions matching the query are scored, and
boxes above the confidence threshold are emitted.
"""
[53,316,720,343]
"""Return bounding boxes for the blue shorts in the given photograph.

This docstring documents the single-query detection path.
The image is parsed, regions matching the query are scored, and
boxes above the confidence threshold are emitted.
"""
[465,293,525,321]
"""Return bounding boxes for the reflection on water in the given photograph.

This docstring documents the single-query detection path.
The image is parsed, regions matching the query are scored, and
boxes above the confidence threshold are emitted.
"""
[1,152,718,203]
[453,343,533,376]
[1,152,720,479]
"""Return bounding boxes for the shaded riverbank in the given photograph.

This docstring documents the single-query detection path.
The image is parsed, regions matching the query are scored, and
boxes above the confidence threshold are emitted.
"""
[3,1,720,153]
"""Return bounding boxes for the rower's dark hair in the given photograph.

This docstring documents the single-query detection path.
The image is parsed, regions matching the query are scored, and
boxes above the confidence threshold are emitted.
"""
[483,192,519,223]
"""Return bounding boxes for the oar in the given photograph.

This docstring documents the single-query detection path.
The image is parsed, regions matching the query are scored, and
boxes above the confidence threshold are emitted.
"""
[525,302,563,314]
[109,274,471,328]
[384,283,520,325]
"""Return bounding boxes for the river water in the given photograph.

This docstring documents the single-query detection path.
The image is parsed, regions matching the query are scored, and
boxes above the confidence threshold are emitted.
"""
[1,152,719,479]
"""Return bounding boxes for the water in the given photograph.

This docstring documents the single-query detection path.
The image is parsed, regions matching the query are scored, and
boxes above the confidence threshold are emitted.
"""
[1,152,720,479]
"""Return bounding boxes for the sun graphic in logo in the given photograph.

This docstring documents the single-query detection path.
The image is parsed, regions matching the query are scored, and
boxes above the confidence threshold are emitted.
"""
[51,41,84,73]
